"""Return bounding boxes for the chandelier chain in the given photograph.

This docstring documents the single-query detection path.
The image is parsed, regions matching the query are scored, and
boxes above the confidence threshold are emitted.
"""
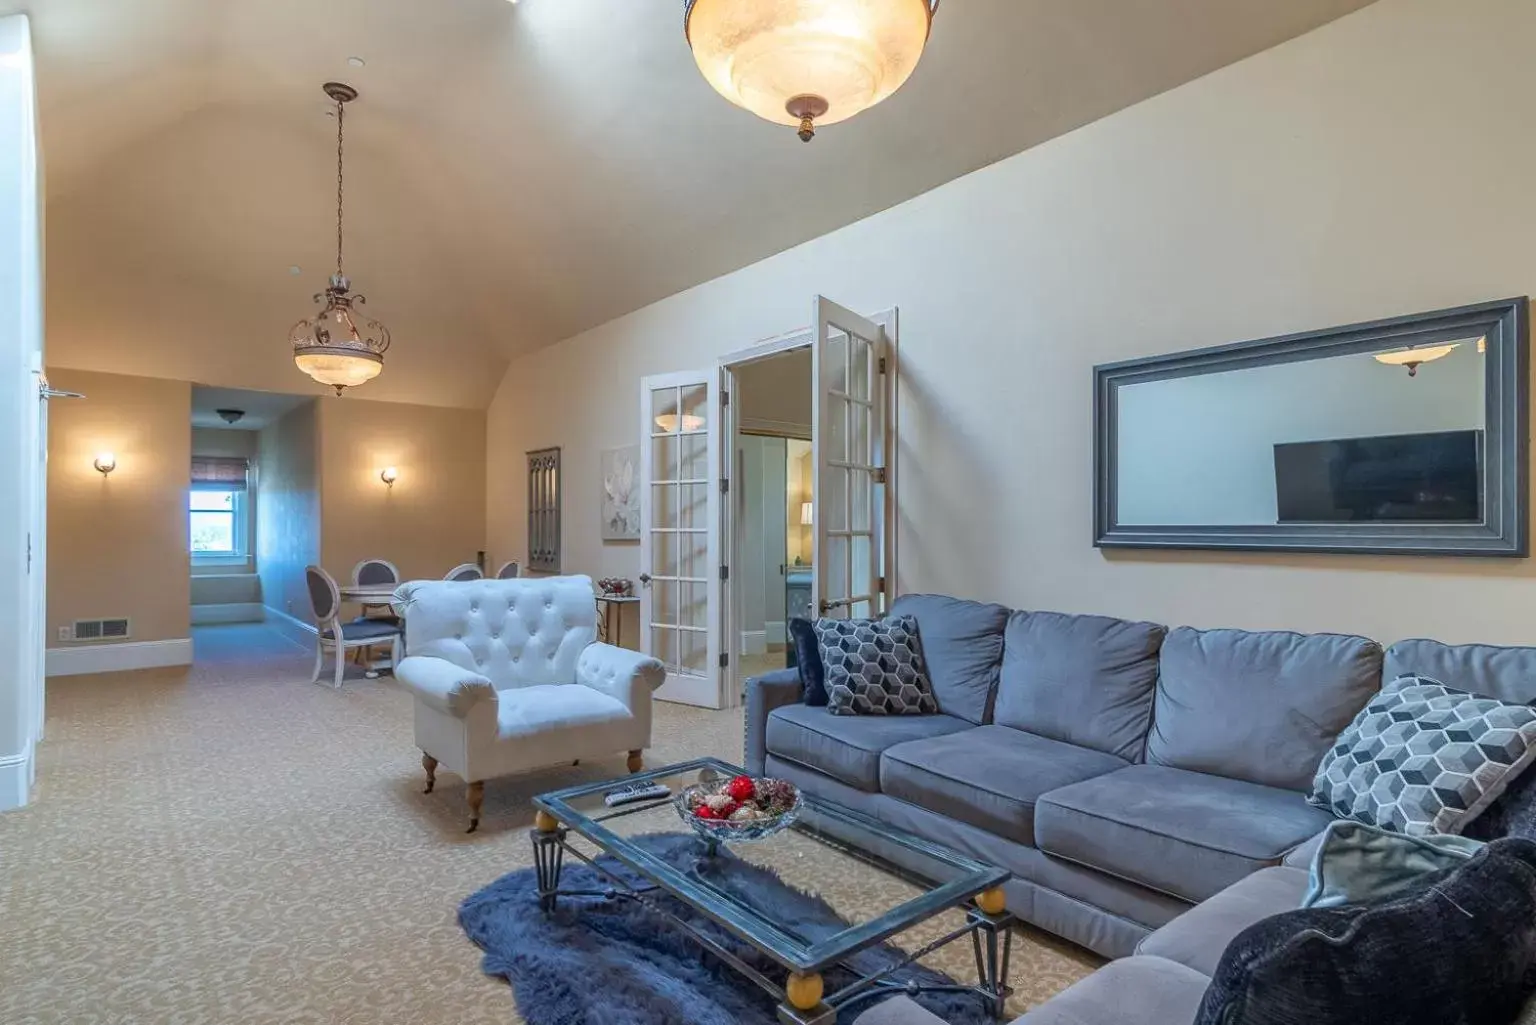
[335,93,345,277]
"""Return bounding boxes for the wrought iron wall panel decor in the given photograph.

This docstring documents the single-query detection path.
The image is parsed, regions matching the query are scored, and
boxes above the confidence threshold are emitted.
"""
[527,448,562,573]
[1094,297,1528,557]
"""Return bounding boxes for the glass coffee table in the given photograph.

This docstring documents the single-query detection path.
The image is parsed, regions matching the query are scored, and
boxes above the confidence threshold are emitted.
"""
[532,757,1015,1024]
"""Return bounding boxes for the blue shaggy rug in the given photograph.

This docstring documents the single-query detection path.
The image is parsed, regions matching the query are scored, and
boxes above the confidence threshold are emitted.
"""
[459,832,999,1025]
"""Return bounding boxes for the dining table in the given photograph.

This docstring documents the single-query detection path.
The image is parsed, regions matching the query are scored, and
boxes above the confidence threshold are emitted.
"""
[338,583,403,677]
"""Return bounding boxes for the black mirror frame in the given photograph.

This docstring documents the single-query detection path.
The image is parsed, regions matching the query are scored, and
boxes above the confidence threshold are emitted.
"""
[1094,297,1528,557]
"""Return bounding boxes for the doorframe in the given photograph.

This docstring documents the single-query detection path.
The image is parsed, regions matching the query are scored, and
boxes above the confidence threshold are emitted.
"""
[715,309,899,707]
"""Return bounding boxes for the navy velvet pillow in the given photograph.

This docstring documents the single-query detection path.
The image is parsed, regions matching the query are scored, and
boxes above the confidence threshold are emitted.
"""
[1195,838,1536,1025]
[787,617,827,706]
[1466,764,1536,841]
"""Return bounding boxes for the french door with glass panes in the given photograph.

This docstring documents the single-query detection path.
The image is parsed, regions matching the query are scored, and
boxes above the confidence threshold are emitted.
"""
[638,371,723,708]
[813,298,895,621]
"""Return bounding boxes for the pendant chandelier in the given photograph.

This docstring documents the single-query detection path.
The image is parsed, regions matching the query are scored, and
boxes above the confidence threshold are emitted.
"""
[683,0,939,142]
[290,82,391,396]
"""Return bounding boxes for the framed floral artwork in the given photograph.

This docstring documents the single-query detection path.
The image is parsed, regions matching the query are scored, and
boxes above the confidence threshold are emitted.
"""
[600,444,641,542]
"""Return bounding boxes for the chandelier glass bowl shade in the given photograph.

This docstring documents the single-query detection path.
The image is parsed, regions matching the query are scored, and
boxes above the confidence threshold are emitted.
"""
[1373,342,1459,377]
[290,82,391,396]
[683,0,938,141]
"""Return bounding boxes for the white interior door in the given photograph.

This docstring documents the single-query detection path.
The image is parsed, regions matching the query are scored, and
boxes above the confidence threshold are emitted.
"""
[638,370,723,708]
[812,298,894,620]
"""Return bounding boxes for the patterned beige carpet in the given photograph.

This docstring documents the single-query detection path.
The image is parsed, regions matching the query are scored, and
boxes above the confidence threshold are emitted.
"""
[0,624,1097,1024]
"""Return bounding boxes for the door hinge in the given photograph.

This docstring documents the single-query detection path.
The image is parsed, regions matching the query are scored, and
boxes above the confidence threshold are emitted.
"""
[872,467,888,485]
[878,356,887,374]
[878,575,887,593]
[720,564,730,581]
[719,652,730,668]
[721,390,730,407]
[720,478,729,494]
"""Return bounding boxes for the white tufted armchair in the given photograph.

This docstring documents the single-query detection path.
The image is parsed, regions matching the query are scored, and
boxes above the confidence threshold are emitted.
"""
[393,575,665,832]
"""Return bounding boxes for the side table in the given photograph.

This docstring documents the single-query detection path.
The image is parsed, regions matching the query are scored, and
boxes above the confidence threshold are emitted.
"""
[594,593,639,646]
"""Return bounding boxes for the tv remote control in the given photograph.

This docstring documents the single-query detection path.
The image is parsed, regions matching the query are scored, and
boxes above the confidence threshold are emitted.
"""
[604,782,672,807]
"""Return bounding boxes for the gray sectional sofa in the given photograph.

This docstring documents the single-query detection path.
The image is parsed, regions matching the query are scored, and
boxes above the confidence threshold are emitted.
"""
[744,595,1536,1023]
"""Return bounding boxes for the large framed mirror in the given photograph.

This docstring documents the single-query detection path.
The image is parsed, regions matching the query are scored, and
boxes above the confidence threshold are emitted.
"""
[1094,297,1528,556]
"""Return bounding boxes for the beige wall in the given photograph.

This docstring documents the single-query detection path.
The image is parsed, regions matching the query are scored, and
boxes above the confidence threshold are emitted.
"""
[256,400,320,621]
[487,0,1536,648]
[47,369,191,645]
[318,398,487,586]
[191,426,257,459]
[736,348,812,437]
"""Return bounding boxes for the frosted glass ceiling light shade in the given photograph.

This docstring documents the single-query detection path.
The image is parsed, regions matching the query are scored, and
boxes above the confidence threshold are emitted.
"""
[291,82,392,396]
[684,0,938,142]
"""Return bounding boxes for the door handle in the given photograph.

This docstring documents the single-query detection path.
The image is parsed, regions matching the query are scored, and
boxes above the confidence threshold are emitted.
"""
[638,573,653,586]
[818,597,852,615]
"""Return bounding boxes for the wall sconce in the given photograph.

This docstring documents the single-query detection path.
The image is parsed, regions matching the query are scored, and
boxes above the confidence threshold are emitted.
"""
[93,452,117,477]
[379,466,398,488]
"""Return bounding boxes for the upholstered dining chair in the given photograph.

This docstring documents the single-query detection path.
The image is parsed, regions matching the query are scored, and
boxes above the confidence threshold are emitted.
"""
[305,565,403,689]
[351,557,402,624]
[444,563,484,582]
[494,560,521,579]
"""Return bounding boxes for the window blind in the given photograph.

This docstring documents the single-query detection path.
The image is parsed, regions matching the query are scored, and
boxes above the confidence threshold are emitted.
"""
[191,456,249,489]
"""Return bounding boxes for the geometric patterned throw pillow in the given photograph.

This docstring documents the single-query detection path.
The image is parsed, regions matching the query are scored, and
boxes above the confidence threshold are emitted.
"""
[1309,674,1536,837]
[813,615,937,716]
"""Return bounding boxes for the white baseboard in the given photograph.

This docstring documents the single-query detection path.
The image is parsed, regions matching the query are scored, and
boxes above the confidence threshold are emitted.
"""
[739,630,767,656]
[263,606,318,647]
[0,748,32,812]
[766,620,786,646]
[191,602,266,625]
[46,638,193,678]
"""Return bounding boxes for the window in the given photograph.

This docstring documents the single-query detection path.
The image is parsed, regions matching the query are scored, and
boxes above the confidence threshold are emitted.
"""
[190,488,246,557]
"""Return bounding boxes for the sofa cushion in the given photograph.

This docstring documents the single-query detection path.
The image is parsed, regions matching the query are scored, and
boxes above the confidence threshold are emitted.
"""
[1385,637,1536,705]
[995,611,1166,761]
[1137,866,1309,976]
[880,725,1128,846]
[889,595,1011,724]
[1013,955,1211,1025]
[1147,626,1382,791]
[1035,764,1335,903]
[764,704,970,792]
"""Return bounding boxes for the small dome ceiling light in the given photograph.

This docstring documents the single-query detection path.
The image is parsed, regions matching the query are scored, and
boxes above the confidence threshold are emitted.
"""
[683,0,939,142]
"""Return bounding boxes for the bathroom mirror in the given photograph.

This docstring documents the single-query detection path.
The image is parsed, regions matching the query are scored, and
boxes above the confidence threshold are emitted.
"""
[1094,297,1528,556]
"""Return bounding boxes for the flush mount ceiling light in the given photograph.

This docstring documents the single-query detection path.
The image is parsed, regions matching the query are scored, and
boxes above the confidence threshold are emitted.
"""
[654,413,706,432]
[290,82,391,396]
[1373,342,1460,377]
[683,0,939,142]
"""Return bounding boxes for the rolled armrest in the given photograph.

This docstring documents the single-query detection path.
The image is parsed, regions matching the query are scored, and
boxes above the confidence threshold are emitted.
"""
[745,668,804,776]
[850,995,950,1025]
[577,642,665,711]
[396,655,496,717]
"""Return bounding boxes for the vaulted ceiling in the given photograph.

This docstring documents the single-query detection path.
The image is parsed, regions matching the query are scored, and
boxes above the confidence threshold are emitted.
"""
[7,0,1375,407]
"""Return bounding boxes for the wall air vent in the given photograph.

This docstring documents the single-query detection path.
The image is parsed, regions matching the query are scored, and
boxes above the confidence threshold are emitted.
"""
[71,618,130,642]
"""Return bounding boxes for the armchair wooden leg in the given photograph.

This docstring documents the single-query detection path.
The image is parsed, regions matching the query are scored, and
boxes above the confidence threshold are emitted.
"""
[466,781,485,834]
[627,750,643,773]
[422,753,438,794]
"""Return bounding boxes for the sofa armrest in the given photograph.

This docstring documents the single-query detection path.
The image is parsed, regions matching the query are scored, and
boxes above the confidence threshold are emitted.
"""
[851,996,951,1025]
[745,668,804,776]
[396,655,497,717]
[577,643,666,712]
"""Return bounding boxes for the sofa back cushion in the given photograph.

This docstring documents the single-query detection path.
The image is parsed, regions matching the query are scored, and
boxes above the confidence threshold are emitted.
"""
[889,594,1011,724]
[1384,638,1536,705]
[1148,627,1382,792]
[397,575,597,688]
[994,611,1166,760]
